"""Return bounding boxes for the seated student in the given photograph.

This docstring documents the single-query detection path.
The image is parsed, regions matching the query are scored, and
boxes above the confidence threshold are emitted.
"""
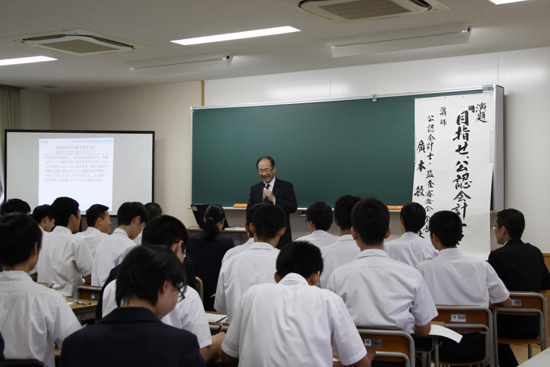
[31,204,55,233]
[215,204,285,322]
[100,215,223,363]
[75,204,111,258]
[0,213,81,366]
[0,198,31,216]
[133,202,162,245]
[221,241,371,367]
[188,205,234,311]
[318,195,361,288]
[417,210,512,362]
[384,202,437,267]
[295,201,339,249]
[92,202,148,286]
[221,203,261,264]
[328,197,437,337]
[60,245,206,366]
[36,197,94,298]
[488,208,550,367]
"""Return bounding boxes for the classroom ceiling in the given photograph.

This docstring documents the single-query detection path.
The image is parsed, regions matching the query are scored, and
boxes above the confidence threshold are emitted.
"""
[1,0,549,94]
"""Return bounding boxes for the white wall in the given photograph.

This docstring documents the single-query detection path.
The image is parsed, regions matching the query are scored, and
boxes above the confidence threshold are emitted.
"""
[205,47,550,253]
[50,82,202,227]
[20,90,50,130]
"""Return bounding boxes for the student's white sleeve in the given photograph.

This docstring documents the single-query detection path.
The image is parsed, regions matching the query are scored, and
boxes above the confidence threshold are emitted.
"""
[102,281,118,317]
[177,287,212,349]
[50,293,82,348]
[329,295,368,366]
[73,239,94,277]
[214,264,227,313]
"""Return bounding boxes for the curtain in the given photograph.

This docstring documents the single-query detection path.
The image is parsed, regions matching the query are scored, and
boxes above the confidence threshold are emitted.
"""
[0,85,21,200]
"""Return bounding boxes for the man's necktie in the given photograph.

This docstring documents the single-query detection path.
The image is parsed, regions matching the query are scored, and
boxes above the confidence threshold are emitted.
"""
[263,183,271,204]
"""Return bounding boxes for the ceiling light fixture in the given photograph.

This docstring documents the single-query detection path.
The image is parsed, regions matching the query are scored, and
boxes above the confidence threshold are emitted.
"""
[126,53,232,76]
[488,0,528,4]
[327,23,471,57]
[171,26,300,46]
[0,56,57,66]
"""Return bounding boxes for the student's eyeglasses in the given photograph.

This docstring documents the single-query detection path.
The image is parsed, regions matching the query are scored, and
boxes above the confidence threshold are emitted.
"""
[491,225,498,230]
[305,219,310,224]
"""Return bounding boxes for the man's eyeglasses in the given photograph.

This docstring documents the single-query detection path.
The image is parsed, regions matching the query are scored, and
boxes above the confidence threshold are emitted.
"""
[258,168,273,173]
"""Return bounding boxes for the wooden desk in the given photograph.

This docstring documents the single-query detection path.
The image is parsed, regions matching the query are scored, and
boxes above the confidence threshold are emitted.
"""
[67,298,97,323]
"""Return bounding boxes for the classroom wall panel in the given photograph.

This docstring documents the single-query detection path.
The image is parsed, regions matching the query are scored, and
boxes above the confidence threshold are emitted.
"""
[20,90,50,130]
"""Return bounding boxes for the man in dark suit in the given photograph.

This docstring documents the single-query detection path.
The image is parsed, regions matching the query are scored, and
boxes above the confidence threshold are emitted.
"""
[489,208,550,367]
[248,156,297,248]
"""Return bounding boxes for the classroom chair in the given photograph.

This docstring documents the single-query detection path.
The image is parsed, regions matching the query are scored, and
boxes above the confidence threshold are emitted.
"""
[195,276,204,302]
[493,291,548,362]
[434,305,494,367]
[357,328,416,367]
[77,285,102,300]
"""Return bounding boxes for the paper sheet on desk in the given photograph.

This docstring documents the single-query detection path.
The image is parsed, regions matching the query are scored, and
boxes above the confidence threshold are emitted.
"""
[206,313,228,324]
[429,324,463,343]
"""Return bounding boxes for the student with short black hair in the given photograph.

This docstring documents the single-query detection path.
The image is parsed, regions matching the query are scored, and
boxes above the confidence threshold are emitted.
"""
[0,198,31,216]
[318,195,361,288]
[384,202,438,267]
[215,204,285,321]
[75,204,111,257]
[0,213,81,366]
[295,201,338,249]
[36,197,94,297]
[328,197,437,337]
[60,245,206,366]
[92,202,148,286]
[31,204,55,233]
[133,202,163,245]
[221,241,371,367]
[188,205,234,311]
[222,203,262,263]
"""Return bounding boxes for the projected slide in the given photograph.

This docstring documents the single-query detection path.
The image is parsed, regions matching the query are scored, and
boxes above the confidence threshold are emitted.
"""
[38,137,114,210]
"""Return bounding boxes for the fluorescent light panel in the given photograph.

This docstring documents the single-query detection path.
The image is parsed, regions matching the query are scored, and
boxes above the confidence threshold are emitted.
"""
[489,0,528,4]
[172,26,300,46]
[0,56,57,66]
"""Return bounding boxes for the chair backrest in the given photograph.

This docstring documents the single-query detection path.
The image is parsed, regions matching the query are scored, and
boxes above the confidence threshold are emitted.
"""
[77,285,102,300]
[356,328,415,367]
[195,276,204,302]
[434,305,494,366]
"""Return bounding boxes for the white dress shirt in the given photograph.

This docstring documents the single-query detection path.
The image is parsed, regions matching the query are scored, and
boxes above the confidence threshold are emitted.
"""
[102,281,212,349]
[328,249,437,332]
[0,271,82,367]
[221,237,254,264]
[92,228,136,286]
[36,226,94,298]
[384,232,438,268]
[318,234,359,288]
[222,273,367,367]
[75,226,109,258]
[214,242,280,322]
[295,230,339,249]
[417,247,510,307]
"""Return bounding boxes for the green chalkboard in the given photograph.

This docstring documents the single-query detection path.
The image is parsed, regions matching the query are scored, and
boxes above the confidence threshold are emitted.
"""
[192,89,483,208]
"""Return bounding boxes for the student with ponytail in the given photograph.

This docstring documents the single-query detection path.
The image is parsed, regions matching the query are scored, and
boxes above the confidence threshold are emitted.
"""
[188,205,235,311]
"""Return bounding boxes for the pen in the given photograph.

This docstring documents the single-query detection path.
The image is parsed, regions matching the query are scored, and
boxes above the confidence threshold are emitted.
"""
[49,281,55,288]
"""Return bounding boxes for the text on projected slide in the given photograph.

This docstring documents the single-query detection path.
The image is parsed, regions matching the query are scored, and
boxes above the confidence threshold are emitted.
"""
[39,138,114,209]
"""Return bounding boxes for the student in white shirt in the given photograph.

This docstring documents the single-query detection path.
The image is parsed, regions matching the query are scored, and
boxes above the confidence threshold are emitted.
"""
[76,204,111,258]
[31,204,55,233]
[0,213,81,366]
[221,241,371,367]
[133,202,163,245]
[221,203,261,264]
[384,202,437,267]
[295,201,338,249]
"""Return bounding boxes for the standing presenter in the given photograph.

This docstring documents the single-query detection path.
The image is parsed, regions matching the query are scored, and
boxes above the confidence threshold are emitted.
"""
[248,156,297,248]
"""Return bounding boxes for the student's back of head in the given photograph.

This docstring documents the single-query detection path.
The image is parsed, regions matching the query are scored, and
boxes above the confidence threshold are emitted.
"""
[0,213,42,267]
[429,210,463,248]
[32,204,54,231]
[85,204,109,227]
[400,202,427,233]
[245,203,262,238]
[203,205,226,240]
[252,204,286,241]
[1,198,31,216]
[352,197,390,245]
[51,197,79,227]
[142,215,188,249]
[334,195,361,231]
[115,245,185,309]
[117,202,148,226]
[276,241,323,279]
[306,201,333,231]
[496,208,525,239]
[145,202,163,221]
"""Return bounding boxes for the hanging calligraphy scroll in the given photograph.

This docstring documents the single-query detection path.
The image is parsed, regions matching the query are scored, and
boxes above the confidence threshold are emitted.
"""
[413,92,500,258]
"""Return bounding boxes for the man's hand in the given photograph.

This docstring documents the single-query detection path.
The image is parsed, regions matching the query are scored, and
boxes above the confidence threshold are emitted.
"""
[263,189,275,203]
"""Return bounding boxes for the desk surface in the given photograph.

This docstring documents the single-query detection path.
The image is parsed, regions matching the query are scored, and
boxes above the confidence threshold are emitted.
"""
[518,347,550,366]
[67,298,97,323]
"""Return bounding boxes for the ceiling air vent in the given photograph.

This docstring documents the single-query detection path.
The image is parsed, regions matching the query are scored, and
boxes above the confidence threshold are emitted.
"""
[297,0,449,22]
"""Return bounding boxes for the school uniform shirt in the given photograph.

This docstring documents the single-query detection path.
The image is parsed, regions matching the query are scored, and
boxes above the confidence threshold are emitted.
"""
[328,249,437,332]
[214,242,280,322]
[0,271,82,367]
[101,281,212,349]
[221,238,254,264]
[318,235,359,289]
[295,230,339,249]
[36,226,94,298]
[75,227,109,258]
[384,232,438,268]
[222,273,367,367]
[417,248,510,307]
[92,228,135,286]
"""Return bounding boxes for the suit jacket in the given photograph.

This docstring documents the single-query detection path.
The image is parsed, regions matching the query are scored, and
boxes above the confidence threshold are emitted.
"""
[248,178,297,248]
[60,307,206,367]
